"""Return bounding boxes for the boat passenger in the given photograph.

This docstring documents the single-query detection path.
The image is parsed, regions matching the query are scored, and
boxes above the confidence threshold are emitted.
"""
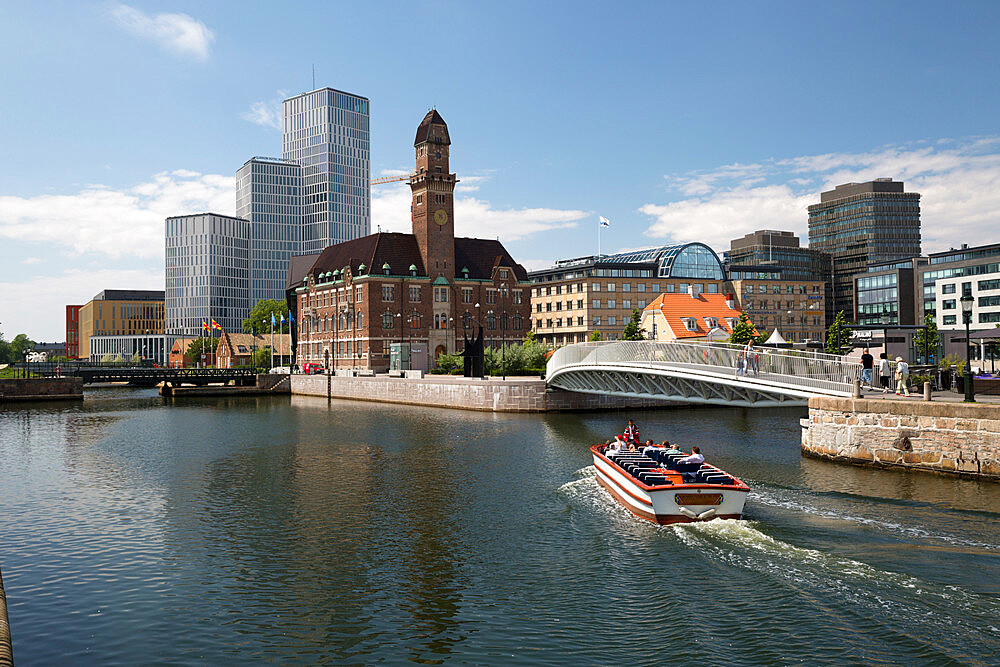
[642,439,662,457]
[678,446,704,465]
[662,441,683,455]
[623,420,639,446]
[606,437,625,455]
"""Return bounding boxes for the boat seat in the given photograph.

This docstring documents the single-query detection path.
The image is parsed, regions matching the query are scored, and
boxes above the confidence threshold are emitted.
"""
[672,461,703,473]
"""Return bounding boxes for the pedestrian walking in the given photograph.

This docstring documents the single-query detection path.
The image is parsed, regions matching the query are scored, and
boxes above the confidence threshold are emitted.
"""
[860,347,874,389]
[894,356,910,396]
[878,352,892,392]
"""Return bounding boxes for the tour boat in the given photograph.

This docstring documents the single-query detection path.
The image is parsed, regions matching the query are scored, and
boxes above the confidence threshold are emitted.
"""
[591,444,749,524]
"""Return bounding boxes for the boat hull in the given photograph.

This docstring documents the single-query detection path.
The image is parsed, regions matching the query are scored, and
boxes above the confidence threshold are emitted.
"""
[592,448,748,524]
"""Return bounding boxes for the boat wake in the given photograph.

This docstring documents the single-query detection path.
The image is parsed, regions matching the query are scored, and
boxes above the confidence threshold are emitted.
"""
[747,482,1000,552]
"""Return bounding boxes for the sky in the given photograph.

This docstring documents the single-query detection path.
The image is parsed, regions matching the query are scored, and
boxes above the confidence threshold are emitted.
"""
[2,1,1000,341]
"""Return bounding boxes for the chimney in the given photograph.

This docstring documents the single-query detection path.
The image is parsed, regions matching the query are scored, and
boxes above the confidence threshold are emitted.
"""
[725,293,736,310]
[688,285,696,298]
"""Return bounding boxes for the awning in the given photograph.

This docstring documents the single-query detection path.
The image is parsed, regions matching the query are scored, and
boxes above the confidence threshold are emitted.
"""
[765,328,787,345]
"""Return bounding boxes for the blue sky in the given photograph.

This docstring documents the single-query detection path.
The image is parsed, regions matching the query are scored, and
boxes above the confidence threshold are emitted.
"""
[3,1,1000,340]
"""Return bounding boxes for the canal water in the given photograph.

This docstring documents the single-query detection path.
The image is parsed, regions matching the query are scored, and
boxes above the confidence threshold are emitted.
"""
[2,388,999,665]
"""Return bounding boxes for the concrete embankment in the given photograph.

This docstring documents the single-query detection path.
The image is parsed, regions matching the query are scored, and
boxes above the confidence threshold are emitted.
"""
[0,377,83,403]
[801,397,1000,481]
[291,373,676,413]
[0,564,12,666]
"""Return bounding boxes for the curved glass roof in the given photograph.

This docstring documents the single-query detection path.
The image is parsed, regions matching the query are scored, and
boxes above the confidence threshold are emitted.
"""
[601,242,725,280]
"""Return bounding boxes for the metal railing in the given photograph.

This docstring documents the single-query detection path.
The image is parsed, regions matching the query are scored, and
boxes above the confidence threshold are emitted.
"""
[547,340,863,396]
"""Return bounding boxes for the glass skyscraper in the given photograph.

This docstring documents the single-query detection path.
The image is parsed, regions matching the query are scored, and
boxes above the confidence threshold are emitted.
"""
[236,157,303,305]
[282,87,371,253]
[165,213,250,336]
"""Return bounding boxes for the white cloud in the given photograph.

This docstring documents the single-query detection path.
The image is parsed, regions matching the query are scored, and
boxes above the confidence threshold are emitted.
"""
[0,267,165,341]
[108,3,214,61]
[643,138,1000,253]
[0,170,234,259]
[21,257,41,265]
[371,183,586,242]
[241,91,287,130]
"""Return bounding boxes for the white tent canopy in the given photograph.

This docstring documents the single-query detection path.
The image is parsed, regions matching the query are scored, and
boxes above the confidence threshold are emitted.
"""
[765,328,787,345]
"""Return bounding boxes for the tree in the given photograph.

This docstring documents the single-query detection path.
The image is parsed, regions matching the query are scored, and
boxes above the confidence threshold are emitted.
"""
[243,299,290,335]
[186,337,211,364]
[588,331,603,342]
[729,312,763,346]
[912,314,941,363]
[251,347,272,372]
[9,333,35,361]
[825,310,852,356]
[621,309,644,340]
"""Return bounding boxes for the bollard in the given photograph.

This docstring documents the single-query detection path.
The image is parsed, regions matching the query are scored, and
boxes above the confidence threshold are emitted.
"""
[852,378,861,399]
[924,380,932,402]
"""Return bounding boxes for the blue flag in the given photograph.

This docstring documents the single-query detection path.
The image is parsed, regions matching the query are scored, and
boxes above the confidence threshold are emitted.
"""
[280,312,287,325]
[271,313,277,328]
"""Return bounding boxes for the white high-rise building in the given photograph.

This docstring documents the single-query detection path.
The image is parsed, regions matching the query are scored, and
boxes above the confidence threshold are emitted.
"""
[236,157,303,305]
[282,87,371,253]
[165,213,250,336]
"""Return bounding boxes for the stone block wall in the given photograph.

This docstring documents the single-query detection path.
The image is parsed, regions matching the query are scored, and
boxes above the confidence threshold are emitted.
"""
[802,396,1000,481]
[290,374,678,413]
[0,377,83,402]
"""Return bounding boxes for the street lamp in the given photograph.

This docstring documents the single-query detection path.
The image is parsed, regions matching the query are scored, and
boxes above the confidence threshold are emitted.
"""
[499,282,508,381]
[486,309,495,376]
[961,293,975,402]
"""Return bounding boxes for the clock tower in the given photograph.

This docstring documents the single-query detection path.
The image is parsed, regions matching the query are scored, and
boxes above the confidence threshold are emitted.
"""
[410,109,457,281]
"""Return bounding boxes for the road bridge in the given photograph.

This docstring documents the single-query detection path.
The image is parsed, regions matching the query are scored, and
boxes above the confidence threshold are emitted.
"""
[30,363,257,387]
[546,341,862,407]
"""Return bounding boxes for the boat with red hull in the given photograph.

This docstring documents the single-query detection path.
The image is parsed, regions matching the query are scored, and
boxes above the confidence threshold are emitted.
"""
[591,444,749,524]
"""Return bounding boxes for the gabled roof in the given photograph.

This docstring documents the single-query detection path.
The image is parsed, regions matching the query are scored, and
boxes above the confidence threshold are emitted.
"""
[287,252,322,290]
[218,332,292,356]
[287,232,529,290]
[454,237,529,282]
[414,109,450,145]
[643,292,746,339]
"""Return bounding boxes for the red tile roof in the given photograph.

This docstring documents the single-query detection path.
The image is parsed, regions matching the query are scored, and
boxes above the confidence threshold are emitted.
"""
[643,292,750,339]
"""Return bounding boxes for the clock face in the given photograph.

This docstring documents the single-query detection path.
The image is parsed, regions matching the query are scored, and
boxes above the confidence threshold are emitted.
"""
[434,209,448,226]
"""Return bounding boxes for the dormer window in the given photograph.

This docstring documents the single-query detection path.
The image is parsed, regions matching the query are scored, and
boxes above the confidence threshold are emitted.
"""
[704,317,719,329]
[725,317,738,330]
[409,264,418,277]
[383,263,391,276]
[682,317,698,332]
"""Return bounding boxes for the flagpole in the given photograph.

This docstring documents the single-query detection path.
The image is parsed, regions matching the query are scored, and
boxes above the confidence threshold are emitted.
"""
[270,316,274,370]
[597,217,601,258]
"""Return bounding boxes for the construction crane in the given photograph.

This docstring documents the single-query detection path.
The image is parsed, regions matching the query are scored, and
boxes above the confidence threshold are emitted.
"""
[370,173,413,185]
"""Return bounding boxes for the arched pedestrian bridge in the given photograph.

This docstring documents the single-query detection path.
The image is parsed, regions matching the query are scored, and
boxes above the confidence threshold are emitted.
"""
[546,341,862,407]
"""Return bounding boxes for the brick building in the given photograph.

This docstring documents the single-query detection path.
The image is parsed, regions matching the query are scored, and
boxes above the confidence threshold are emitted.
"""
[287,110,531,371]
[65,305,82,358]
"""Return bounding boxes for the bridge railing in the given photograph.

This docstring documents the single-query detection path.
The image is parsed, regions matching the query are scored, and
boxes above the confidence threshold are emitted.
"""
[547,340,862,396]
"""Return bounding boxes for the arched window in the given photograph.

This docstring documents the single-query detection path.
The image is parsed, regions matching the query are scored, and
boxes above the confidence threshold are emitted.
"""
[463,313,473,329]
[346,311,353,329]
[513,315,523,330]
[502,313,510,330]
[356,311,363,329]
[409,313,421,329]
[382,312,393,328]
[487,312,497,330]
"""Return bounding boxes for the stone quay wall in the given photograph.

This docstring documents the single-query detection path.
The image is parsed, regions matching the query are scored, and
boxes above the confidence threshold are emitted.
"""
[290,374,677,413]
[0,377,83,402]
[801,397,1000,481]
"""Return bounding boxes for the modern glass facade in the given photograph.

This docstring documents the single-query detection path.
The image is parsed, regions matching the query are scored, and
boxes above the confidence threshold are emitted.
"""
[165,214,250,337]
[808,179,921,319]
[282,88,370,253]
[600,242,726,280]
[236,157,303,305]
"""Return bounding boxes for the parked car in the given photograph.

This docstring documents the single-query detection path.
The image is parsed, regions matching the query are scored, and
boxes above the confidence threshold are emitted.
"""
[303,362,325,375]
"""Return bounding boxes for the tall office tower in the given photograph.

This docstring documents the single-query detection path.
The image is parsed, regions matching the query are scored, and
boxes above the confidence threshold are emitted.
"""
[236,157,303,306]
[282,87,371,253]
[808,178,921,320]
[165,213,251,337]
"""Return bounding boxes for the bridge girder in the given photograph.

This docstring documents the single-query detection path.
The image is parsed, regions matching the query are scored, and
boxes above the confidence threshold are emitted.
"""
[548,365,809,408]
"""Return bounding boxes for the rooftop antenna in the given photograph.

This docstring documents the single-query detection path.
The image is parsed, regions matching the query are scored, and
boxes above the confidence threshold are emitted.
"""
[312,64,315,90]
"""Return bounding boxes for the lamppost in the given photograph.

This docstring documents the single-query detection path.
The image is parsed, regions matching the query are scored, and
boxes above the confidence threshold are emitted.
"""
[499,282,508,381]
[961,293,975,402]
[486,309,495,376]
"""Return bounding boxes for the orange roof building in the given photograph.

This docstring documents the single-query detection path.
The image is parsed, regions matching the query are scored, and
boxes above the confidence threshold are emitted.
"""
[641,290,752,342]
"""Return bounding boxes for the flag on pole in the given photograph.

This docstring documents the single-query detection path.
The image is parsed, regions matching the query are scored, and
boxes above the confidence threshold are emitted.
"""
[280,312,287,325]
[599,216,610,228]
[202,321,210,332]
[211,319,222,331]
[271,313,277,329]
